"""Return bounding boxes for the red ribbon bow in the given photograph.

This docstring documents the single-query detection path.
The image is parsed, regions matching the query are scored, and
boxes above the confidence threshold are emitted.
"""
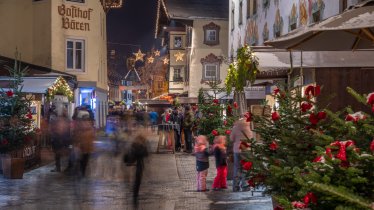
[330,140,355,161]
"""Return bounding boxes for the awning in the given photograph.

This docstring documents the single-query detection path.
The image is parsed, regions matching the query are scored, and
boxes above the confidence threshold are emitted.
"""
[252,46,374,70]
[0,77,58,94]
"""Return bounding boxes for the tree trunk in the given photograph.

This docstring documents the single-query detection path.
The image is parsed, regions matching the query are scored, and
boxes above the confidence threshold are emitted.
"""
[234,91,247,116]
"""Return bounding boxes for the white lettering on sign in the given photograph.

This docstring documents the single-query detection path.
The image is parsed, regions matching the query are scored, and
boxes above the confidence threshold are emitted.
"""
[23,146,36,157]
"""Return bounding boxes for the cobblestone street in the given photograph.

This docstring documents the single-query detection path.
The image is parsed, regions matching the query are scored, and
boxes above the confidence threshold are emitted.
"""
[0,131,272,210]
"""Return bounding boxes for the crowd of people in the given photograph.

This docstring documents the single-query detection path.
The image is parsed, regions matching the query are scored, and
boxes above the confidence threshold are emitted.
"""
[47,103,254,206]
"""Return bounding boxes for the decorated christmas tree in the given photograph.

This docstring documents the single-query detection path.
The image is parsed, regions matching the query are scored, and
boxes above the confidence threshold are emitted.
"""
[241,80,374,209]
[0,59,37,156]
[241,80,328,208]
[197,81,239,143]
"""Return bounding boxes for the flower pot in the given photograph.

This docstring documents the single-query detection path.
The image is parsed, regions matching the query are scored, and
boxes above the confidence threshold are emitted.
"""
[2,156,25,179]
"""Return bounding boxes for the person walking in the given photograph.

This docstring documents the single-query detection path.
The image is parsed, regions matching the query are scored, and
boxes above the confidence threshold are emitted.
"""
[170,109,182,152]
[230,118,253,192]
[124,134,149,207]
[67,106,95,177]
[194,135,210,192]
[182,105,194,153]
[49,107,70,172]
[212,135,228,190]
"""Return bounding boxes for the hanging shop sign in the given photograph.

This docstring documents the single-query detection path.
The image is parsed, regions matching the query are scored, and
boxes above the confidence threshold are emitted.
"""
[58,4,93,31]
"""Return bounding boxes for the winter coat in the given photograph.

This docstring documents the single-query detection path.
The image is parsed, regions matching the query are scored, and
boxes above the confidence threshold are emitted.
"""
[183,111,194,130]
[213,146,227,168]
[195,145,209,172]
[230,119,253,153]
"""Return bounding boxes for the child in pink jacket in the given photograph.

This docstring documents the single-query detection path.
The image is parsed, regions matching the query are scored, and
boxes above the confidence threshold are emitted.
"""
[194,135,210,192]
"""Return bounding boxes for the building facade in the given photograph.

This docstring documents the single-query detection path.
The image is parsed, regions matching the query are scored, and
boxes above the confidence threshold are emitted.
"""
[228,0,374,111]
[157,0,229,102]
[0,0,109,127]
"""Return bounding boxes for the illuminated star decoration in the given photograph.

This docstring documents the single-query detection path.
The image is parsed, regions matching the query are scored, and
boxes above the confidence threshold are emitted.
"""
[147,56,155,64]
[154,50,160,57]
[174,51,185,62]
[133,49,145,62]
[163,57,169,65]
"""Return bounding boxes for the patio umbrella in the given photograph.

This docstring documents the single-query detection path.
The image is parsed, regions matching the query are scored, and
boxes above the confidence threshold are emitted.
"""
[264,1,374,51]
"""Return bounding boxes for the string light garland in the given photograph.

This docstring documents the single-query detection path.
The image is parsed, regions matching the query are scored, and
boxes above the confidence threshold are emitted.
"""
[46,76,74,102]
[174,51,185,62]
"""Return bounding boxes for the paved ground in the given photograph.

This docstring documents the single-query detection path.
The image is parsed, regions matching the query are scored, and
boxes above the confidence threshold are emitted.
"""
[0,129,272,210]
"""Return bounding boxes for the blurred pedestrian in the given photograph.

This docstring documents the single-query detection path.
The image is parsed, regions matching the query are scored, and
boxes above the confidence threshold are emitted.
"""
[149,110,158,132]
[230,118,253,192]
[212,135,228,190]
[66,106,95,177]
[194,135,209,192]
[170,109,182,152]
[182,105,194,153]
[49,106,70,172]
[124,134,149,207]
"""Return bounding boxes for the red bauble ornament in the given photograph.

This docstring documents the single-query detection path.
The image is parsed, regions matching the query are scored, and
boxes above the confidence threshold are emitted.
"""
[212,129,219,136]
[269,141,278,151]
[303,192,317,206]
[213,99,219,104]
[370,140,374,152]
[225,130,231,135]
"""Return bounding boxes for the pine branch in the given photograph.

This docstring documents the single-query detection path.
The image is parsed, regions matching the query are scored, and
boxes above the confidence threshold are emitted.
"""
[311,183,373,209]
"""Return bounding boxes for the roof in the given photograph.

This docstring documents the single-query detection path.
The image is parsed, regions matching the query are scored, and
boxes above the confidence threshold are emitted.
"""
[0,77,58,94]
[165,0,229,20]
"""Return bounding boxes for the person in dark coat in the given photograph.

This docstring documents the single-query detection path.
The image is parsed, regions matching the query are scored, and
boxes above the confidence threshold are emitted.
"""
[182,105,194,153]
[49,107,70,172]
[124,134,149,207]
[212,135,228,190]
[170,109,182,152]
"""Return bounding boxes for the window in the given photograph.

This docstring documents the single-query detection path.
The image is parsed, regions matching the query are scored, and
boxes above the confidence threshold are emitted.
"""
[173,68,183,81]
[204,64,218,79]
[231,7,235,31]
[253,0,257,15]
[239,1,243,25]
[246,0,251,18]
[66,39,85,71]
[203,22,220,46]
[206,30,217,42]
[174,36,183,48]
[66,0,85,3]
[200,53,222,82]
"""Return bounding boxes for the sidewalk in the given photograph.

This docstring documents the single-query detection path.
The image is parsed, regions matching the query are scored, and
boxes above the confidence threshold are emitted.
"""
[0,129,272,210]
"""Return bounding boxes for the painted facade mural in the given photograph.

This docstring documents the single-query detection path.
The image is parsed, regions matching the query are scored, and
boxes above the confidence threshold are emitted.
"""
[246,19,259,45]
[262,22,269,42]
[229,0,343,58]
[309,0,325,23]
[299,0,308,26]
[273,8,283,38]
[289,3,298,31]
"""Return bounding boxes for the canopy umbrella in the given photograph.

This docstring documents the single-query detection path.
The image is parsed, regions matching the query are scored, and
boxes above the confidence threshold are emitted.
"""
[264,0,374,51]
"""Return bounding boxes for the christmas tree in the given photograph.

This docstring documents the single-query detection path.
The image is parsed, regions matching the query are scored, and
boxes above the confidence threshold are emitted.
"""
[0,59,37,156]
[197,81,239,143]
[241,80,374,209]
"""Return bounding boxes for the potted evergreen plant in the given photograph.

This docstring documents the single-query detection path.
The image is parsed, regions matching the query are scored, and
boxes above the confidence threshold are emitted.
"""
[0,59,37,179]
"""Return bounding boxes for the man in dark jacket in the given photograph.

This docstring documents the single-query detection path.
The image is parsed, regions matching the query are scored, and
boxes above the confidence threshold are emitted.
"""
[182,105,194,153]
[124,134,149,207]
[170,109,182,152]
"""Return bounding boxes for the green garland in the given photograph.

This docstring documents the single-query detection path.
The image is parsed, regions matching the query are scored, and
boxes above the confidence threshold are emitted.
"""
[46,77,73,102]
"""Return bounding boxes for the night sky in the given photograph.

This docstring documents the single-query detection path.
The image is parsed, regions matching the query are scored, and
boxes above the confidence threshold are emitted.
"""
[107,0,161,62]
